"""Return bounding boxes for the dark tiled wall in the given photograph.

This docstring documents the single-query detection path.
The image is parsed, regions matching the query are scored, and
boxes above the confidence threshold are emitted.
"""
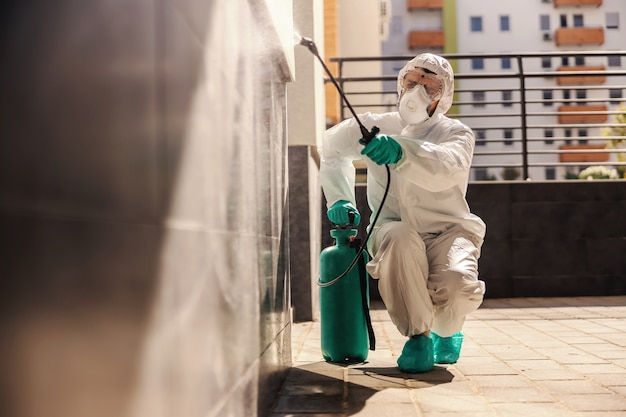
[324,182,626,300]
[0,2,290,417]
[289,146,322,322]
[466,181,626,298]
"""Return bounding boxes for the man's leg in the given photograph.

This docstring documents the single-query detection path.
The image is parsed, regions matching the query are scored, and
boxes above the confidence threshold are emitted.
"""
[425,228,485,363]
[367,221,434,336]
[367,222,435,373]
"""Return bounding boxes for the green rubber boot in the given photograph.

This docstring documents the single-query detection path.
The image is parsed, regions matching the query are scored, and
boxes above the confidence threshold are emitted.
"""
[397,335,434,373]
[432,332,463,364]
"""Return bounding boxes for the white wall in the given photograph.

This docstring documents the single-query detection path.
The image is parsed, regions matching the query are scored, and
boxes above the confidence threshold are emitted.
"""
[288,0,326,147]
[336,0,385,117]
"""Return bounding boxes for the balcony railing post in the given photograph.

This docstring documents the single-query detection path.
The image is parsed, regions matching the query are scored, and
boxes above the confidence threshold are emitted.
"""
[516,55,530,180]
[338,59,345,121]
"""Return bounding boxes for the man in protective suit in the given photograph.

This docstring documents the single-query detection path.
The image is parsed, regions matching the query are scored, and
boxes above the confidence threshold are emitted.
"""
[320,53,486,373]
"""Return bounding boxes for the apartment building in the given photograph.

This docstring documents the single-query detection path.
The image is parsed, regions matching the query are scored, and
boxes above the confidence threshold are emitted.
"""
[374,0,626,180]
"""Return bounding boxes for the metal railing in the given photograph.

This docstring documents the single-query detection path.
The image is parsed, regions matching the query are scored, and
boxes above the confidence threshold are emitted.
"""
[329,51,626,181]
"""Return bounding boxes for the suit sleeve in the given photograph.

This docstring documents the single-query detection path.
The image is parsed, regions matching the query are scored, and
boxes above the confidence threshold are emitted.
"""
[319,117,364,207]
[393,126,475,192]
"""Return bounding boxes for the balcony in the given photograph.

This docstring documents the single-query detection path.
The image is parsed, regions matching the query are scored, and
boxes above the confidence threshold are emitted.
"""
[555,27,604,46]
[553,0,602,6]
[558,144,609,163]
[407,0,443,9]
[556,65,607,85]
[408,30,444,49]
[557,104,609,124]
[329,50,626,180]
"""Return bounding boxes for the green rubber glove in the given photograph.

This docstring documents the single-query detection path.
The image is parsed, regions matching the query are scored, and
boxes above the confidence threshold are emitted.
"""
[360,134,403,165]
[327,200,361,226]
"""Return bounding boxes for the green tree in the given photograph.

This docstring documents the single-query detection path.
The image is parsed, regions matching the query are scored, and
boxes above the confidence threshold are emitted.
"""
[602,103,626,178]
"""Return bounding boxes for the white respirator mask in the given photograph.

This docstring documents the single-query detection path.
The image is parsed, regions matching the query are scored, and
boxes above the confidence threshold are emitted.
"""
[397,68,443,125]
[398,87,432,125]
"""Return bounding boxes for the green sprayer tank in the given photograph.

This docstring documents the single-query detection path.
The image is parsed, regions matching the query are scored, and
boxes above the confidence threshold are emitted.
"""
[319,228,372,363]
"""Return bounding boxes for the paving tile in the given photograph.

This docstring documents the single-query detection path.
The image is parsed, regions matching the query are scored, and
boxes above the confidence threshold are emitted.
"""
[586,373,626,386]
[413,380,478,395]
[609,386,626,396]
[522,368,586,381]
[347,401,420,416]
[571,344,626,359]
[411,391,493,413]
[482,345,546,360]
[452,361,518,376]
[539,379,612,395]
[505,359,565,371]
[347,372,408,390]
[477,386,554,403]
[554,393,626,411]
[272,297,626,417]
[345,386,413,404]
[468,375,535,388]
[493,402,576,417]
[567,363,626,374]
[272,393,345,414]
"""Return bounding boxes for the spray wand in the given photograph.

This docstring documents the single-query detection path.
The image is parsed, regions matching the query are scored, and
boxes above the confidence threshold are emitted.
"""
[298,36,379,143]
[297,35,391,289]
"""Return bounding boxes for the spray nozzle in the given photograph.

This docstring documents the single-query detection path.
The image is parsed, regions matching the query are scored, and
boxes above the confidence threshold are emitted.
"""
[298,36,319,57]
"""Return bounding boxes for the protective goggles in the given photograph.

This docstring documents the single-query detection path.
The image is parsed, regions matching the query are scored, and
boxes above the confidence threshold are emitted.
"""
[401,68,443,101]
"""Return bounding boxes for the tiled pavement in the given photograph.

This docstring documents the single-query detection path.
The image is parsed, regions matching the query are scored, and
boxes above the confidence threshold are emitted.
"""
[270,296,626,417]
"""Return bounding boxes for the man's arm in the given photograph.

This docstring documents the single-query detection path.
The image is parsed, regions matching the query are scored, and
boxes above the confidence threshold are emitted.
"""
[393,127,475,192]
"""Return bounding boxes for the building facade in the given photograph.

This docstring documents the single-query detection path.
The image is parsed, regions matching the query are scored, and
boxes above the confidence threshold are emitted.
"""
[375,0,626,180]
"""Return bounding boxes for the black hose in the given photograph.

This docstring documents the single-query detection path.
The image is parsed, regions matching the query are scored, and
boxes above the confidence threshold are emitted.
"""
[318,164,391,287]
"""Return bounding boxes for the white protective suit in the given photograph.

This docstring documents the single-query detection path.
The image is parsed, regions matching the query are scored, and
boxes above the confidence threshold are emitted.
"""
[320,53,486,338]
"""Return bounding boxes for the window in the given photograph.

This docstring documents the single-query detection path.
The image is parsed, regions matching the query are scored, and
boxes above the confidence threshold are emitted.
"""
[608,55,621,67]
[540,15,550,31]
[544,129,554,145]
[472,58,484,70]
[610,88,623,104]
[560,14,567,28]
[472,91,486,107]
[576,89,587,104]
[543,90,553,106]
[500,15,510,31]
[578,129,588,144]
[545,167,556,180]
[475,129,487,146]
[564,128,572,145]
[391,16,403,36]
[563,89,571,102]
[561,57,570,66]
[471,16,483,32]
[502,91,513,107]
[503,129,513,146]
[573,14,584,27]
[575,56,585,66]
[501,57,511,69]
[542,57,552,69]
[606,12,619,29]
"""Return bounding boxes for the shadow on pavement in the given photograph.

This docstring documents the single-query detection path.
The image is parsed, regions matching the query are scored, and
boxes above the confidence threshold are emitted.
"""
[271,361,454,416]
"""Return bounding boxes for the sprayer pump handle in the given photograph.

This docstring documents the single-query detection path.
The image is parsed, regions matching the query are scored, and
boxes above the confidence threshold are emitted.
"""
[360,125,380,145]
